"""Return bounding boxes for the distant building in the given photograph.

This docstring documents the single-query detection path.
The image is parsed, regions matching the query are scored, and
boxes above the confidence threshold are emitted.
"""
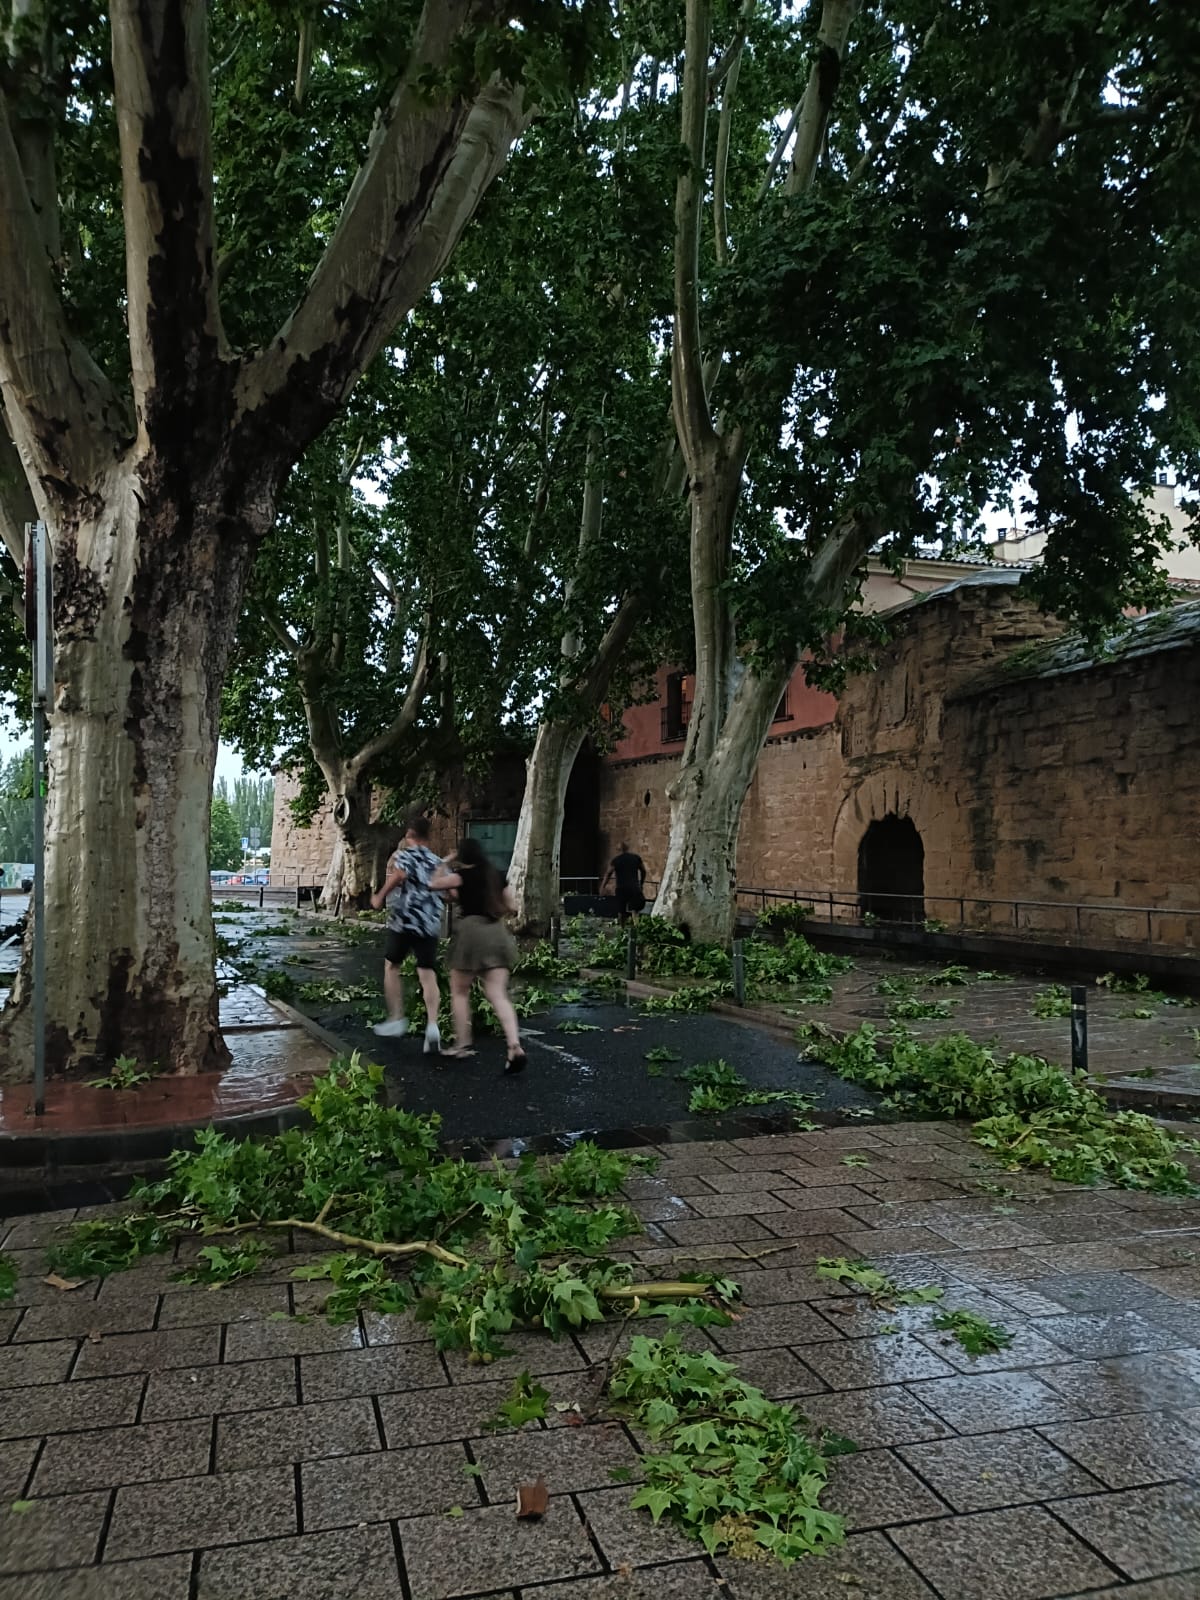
[993,480,1200,591]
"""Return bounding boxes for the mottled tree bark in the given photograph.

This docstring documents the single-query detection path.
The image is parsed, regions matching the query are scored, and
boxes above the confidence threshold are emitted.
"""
[0,0,527,1076]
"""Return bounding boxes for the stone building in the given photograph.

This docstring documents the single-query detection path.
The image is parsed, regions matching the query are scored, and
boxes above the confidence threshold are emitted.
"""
[270,569,1200,943]
[594,575,1200,945]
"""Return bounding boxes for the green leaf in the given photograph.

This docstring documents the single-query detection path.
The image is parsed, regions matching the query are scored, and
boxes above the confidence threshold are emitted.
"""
[931,1308,1015,1356]
[630,1485,675,1524]
[489,1372,551,1431]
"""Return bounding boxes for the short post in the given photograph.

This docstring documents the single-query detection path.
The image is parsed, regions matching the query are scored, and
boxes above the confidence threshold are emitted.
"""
[732,939,745,1006]
[258,884,265,910]
[626,924,637,982]
[1070,985,1088,1075]
[550,914,561,956]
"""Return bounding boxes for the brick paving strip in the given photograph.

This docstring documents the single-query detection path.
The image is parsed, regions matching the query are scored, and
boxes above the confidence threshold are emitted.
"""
[2,1123,1200,1600]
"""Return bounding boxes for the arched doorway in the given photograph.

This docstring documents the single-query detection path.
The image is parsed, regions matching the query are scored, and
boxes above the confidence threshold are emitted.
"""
[858,814,924,923]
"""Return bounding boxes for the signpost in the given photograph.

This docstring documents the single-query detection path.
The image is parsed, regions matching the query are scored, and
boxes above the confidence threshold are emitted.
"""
[25,522,52,1118]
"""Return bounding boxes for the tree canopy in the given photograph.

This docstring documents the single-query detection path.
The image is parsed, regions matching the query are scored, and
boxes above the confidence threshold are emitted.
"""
[208,792,242,873]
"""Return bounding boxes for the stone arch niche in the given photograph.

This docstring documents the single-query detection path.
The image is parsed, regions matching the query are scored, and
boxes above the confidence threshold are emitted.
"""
[832,773,934,924]
[858,814,925,923]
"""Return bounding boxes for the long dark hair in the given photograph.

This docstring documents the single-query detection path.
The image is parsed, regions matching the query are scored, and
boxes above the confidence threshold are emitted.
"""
[456,837,506,919]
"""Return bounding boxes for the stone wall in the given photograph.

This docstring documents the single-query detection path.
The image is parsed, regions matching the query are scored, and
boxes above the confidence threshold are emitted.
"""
[595,580,1200,942]
[269,771,343,886]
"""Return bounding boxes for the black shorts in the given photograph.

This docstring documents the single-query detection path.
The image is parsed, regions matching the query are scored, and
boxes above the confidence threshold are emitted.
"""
[615,886,645,915]
[384,929,439,970]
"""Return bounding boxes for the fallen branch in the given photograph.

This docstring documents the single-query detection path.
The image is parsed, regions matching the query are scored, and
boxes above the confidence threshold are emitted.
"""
[210,1218,470,1269]
[601,1280,716,1301]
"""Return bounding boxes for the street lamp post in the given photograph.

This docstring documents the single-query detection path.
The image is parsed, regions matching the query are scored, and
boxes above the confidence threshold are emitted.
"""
[25,521,52,1118]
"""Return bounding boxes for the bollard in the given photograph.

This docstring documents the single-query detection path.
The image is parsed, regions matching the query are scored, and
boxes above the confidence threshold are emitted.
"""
[626,924,637,982]
[550,914,561,957]
[1071,985,1089,1075]
[259,884,265,910]
[732,939,745,1007]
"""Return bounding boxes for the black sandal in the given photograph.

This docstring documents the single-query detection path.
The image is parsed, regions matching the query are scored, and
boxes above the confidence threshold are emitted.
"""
[504,1048,527,1075]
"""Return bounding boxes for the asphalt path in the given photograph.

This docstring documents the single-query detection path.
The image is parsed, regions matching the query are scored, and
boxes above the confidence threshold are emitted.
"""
[266,926,878,1147]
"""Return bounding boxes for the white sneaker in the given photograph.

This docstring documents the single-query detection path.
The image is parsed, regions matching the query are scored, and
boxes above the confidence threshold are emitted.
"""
[373,1018,410,1038]
[423,1023,442,1055]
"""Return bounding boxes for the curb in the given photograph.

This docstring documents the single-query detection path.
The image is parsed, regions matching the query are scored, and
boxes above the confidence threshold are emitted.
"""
[0,1100,314,1172]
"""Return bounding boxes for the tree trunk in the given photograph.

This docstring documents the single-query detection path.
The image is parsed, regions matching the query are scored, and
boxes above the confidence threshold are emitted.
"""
[655,653,794,945]
[319,775,398,914]
[508,718,587,935]
[0,472,255,1081]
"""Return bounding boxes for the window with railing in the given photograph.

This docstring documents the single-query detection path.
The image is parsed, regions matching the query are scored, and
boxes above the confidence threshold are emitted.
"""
[660,677,788,742]
[662,671,693,742]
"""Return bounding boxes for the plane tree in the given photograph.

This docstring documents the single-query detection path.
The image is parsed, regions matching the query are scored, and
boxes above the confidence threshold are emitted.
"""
[653,0,1200,941]
[0,0,609,1078]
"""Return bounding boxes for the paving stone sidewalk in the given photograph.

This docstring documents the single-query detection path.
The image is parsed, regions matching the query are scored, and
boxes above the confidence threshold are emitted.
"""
[3,1122,1200,1600]
[677,952,1200,1100]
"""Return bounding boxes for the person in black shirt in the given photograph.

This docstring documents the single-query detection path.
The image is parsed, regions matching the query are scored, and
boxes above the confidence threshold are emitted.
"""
[601,842,647,926]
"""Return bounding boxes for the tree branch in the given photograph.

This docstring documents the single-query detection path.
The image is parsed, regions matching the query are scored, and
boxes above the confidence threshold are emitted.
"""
[672,0,717,466]
[807,506,881,610]
[239,1,529,452]
[110,0,226,434]
[0,91,124,493]
[259,595,301,655]
[712,10,750,269]
[6,1,61,261]
[560,418,605,668]
[574,588,648,708]
[756,93,806,201]
[849,15,939,185]
[349,621,432,778]
[788,0,861,197]
[0,416,36,569]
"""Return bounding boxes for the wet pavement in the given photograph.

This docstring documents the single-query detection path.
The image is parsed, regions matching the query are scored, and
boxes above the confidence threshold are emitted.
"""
[0,914,334,1152]
[2,1121,1198,1598]
[371,1000,874,1145]
[3,907,1199,1176]
[638,951,1200,1111]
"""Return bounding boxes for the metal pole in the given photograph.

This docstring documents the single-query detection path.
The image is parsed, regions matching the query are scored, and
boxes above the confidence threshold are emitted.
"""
[626,924,637,982]
[550,914,560,956]
[31,694,46,1118]
[732,939,745,1006]
[259,884,265,910]
[1070,985,1088,1075]
[28,519,51,1120]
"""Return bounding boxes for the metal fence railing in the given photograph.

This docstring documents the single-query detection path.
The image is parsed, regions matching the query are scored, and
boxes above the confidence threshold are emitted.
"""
[733,884,1200,951]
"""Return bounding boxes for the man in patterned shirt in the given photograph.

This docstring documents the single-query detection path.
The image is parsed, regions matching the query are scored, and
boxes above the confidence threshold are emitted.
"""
[369,814,445,1053]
